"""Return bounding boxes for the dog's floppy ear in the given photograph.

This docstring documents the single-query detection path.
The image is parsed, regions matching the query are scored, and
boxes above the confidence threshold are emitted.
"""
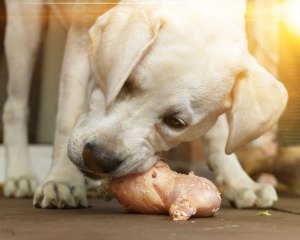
[225,56,288,154]
[89,6,163,106]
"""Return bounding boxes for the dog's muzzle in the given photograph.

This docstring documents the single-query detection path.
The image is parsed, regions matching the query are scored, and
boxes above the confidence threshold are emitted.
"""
[82,142,123,174]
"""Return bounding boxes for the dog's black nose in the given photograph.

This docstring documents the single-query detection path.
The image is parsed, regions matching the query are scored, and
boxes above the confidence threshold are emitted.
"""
[82,142,122,174]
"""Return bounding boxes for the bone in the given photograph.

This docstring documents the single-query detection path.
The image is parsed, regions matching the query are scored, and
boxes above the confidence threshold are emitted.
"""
[109,161,221,221]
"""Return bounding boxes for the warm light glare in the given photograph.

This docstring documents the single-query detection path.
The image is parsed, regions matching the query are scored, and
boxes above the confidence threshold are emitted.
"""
[284,0,300,35]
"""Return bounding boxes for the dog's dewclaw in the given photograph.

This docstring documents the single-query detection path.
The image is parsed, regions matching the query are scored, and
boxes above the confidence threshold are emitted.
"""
[110,161,221,221]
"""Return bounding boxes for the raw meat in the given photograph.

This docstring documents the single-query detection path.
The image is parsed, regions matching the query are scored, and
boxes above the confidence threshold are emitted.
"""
[109,161,221,221]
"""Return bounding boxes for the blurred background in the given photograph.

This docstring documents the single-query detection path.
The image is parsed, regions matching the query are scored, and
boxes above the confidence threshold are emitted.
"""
[0,0,299,194]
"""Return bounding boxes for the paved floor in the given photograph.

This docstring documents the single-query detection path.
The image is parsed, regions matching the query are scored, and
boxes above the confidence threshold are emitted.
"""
[0,195,300,240]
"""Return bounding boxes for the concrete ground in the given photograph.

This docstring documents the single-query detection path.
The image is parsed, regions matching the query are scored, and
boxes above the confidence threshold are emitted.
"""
[0,195,300,240]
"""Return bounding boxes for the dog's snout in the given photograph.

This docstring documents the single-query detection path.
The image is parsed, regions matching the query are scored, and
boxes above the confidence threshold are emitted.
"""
[82,142,123,174]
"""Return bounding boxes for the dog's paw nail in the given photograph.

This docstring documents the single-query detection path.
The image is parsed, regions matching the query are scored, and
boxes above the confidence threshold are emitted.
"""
[225,183,278,209]
[4,177,38,198]
[33,181,88,209]
[255,184,278,208]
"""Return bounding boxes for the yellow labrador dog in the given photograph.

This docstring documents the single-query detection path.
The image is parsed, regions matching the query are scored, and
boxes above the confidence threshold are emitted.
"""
[3,0,287,209]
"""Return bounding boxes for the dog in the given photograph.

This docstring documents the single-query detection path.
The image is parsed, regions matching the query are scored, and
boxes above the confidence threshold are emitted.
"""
[2,0,288,209]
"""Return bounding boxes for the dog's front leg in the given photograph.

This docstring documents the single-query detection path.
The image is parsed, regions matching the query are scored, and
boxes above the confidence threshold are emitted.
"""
[3,0,45,197]
[33,24,91,208]
[202,115,278,208]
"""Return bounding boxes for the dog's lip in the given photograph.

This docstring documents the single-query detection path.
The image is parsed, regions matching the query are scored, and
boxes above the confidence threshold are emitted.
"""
[79,167,121,179]
[112,156,159,177]
[80,156,159,179]
[80,163,143,179]
[80,169,104,180]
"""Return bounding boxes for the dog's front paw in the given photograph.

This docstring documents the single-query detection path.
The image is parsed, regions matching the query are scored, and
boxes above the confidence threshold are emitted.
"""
[33,181,88,209]
[4,176,38,198]
[224,183,278,208]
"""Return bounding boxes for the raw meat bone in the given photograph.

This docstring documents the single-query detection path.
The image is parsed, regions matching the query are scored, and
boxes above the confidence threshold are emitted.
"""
[109,161,221,221]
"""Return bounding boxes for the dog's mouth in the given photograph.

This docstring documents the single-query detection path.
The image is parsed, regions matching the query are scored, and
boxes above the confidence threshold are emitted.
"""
[80,169,103,180]
[79,167,136,180]
[79,156,159,180]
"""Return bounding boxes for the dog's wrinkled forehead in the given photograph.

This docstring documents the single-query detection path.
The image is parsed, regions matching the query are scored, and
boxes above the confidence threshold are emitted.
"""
[126,27,246,109]
[88,0,248,107]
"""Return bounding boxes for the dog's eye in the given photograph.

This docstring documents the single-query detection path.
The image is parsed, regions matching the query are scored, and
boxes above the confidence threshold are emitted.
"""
[163,115,187,129]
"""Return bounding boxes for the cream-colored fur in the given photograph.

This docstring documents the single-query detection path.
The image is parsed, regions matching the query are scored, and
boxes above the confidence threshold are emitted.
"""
[3,0,287,209]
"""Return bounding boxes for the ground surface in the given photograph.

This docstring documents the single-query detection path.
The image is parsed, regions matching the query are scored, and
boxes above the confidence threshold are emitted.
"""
[0,195,300,240]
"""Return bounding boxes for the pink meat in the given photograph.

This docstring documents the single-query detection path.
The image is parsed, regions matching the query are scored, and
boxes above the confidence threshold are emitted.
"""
[110,161,221,221]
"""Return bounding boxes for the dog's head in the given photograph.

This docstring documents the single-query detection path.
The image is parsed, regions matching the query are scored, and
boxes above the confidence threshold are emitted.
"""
[68,0,287,178]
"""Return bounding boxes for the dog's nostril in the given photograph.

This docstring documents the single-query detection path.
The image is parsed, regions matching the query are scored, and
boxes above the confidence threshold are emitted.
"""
[82,142,123,174]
